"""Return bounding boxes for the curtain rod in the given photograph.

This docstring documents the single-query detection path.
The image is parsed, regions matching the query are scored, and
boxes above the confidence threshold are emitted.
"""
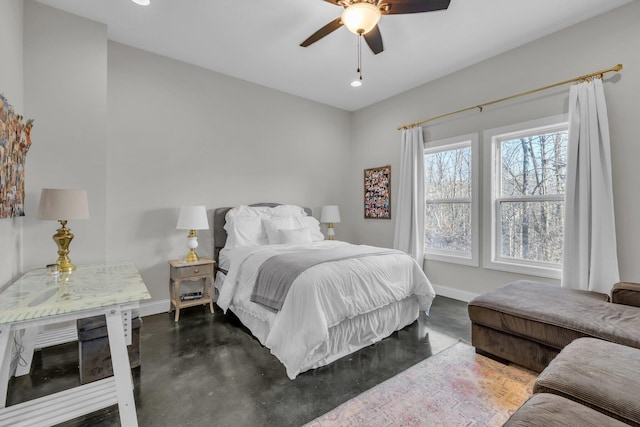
[397,63,623,131]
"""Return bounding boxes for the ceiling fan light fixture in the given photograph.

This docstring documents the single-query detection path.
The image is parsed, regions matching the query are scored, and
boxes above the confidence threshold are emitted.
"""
[131,0,150,6]
[341,3,381,35]
[350,79,362,87]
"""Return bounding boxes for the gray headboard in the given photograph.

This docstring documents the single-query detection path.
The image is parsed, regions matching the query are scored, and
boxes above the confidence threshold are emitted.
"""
[213,203,312,268]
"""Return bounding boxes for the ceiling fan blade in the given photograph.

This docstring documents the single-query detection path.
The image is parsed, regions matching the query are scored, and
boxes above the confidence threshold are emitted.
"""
[300,17,344,47]
[323,0,343,5]
[381,0,451,15]
[364,25,384,55]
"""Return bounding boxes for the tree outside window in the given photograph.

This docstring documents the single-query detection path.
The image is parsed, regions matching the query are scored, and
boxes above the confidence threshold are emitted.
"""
[485,115,568,278]
[424,134,479,266]
[498,131,567,263]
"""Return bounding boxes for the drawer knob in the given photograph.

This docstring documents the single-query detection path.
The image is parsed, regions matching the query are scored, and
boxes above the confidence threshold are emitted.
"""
[194,269,199,273]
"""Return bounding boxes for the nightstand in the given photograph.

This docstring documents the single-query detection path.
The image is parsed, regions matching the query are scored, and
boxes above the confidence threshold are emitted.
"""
[168,258,215,322]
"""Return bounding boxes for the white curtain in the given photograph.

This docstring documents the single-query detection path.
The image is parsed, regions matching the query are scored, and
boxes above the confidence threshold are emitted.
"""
[562,78,619,294]
[393,126,425,260]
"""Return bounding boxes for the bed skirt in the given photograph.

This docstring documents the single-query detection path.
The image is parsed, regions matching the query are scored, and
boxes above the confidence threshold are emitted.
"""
[228,296,420,378]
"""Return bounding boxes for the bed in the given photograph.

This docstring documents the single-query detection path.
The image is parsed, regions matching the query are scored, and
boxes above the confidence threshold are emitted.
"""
[213,203,435,379]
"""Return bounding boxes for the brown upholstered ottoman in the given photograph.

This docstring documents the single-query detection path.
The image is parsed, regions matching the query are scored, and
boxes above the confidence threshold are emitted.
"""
[503,393,627,427]
[77,315,142,384]
[533,337,640,426]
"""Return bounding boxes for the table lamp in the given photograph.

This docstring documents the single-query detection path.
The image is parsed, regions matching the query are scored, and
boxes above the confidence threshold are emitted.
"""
[177,205,209,262]
[38,188,90,272]
[320,205,341,240]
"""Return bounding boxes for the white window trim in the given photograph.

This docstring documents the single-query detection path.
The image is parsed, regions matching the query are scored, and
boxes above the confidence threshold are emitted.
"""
[483,114,568,279]
[424,133,479,267]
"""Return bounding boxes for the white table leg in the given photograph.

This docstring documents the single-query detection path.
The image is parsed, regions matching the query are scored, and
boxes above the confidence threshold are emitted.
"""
[0,326,13,408]
[105,307,138,426]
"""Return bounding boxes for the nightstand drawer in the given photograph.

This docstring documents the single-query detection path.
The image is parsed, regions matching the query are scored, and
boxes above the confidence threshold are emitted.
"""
[171,263,213,279]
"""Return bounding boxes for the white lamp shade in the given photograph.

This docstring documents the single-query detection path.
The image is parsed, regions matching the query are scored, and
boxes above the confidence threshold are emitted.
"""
[320,205,341,223]
[38,189,90,221]
[341,3,381,35]
[177,205,209,230]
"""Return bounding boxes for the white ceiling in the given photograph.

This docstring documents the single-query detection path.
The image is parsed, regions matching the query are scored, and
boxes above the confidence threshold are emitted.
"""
[33,0,633,111]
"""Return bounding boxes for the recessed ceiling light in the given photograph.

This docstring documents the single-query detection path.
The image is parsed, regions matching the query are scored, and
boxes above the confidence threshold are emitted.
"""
[351,80,362,87]
[131,0,150,6]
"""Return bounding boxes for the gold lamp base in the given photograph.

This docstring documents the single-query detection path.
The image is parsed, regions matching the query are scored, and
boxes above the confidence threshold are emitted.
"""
[185,249,199,263]
[52,220,76,272]
[184,229,200,263]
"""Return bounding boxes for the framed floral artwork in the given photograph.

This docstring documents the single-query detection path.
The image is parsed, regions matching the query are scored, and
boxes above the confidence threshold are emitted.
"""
[364,165,391,219]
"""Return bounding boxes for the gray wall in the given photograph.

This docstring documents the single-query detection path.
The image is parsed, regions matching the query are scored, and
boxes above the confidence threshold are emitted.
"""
[23,1,108,273]
[11,2,352,309]
[0,0,24,287]
[350,1,640,299]
[106,42,353,303]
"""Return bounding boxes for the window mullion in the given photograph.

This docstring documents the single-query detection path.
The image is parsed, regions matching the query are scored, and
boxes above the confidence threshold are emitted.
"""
[496,195,565,203]
[425,198,471,204]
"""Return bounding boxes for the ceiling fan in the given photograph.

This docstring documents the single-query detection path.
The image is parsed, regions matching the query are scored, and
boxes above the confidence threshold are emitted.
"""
[300,0,452,55]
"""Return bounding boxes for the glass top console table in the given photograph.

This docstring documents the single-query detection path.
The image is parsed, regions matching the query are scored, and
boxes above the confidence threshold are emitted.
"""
[0,261,150,426]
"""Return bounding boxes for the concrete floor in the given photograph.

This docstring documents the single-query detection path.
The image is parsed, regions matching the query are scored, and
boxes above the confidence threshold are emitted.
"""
[7,295,471,426]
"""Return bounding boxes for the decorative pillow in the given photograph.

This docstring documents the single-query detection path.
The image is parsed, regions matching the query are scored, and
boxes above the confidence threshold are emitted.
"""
[296,216,325,242]
[264,216,298,244]
[279,228,312,245]
[224,216,267,248]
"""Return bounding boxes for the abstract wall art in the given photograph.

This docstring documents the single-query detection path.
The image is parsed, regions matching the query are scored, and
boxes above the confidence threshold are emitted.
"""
[1,94,34,218]
[364,165,391,219]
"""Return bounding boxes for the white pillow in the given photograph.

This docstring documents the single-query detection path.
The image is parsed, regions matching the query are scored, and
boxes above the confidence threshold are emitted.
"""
[272,205,306,217]
[248,206,275,217]
[226,205,256,220]
[226,205,272,220]
[296,216,325,242]
[224,217,267,248]
[279,228,312,245]
[224,205,318,246]
[264,216,298,244]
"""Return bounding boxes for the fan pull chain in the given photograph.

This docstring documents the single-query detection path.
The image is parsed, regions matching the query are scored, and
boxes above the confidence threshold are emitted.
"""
[357,34,363,83]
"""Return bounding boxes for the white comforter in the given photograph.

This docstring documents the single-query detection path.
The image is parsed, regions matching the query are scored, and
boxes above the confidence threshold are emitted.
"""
[217,241,435,378]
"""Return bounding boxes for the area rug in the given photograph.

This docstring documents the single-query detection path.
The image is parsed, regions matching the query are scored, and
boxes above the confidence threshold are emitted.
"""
[304,342,536,427]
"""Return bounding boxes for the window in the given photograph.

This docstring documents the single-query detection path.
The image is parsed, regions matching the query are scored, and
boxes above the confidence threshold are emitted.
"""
[484,115,568,278]
[424,133,479,266]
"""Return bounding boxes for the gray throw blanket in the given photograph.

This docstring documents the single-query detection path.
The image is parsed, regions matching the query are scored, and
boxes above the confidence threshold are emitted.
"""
[250,245,401,311]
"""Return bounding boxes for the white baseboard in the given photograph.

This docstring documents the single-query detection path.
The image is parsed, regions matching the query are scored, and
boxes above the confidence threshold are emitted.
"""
[138,299,170,317]
[432,284,479,303]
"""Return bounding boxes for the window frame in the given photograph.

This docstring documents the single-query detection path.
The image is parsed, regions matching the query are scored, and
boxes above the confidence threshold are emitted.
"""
[483,114,568,279]
[423,133,479,267]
